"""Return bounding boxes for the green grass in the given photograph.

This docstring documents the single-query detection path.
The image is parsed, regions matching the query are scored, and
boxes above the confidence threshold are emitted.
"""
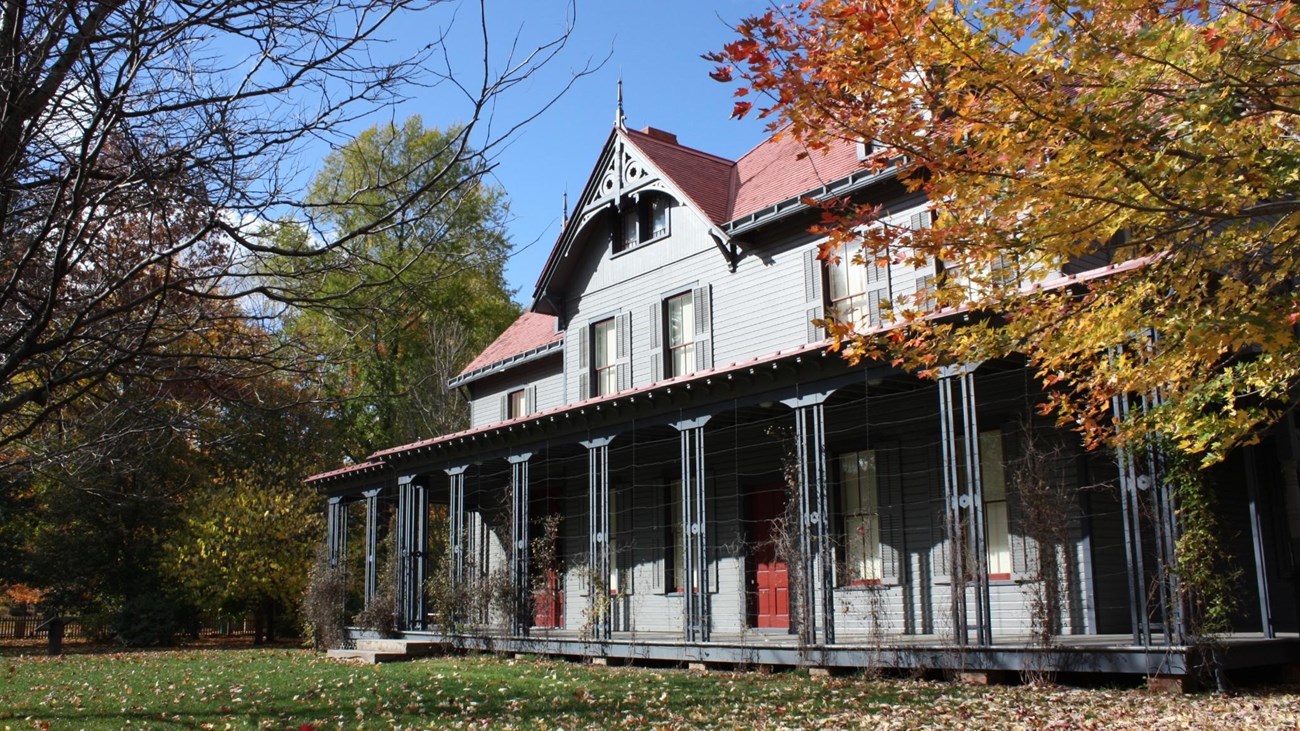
[4,648,1299,730]
[0,648,924,730]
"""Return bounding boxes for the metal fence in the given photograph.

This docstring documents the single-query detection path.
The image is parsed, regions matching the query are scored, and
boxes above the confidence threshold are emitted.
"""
[0,615,257,642]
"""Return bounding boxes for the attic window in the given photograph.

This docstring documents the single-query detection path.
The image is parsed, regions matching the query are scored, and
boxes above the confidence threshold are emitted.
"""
[613,194,672,253]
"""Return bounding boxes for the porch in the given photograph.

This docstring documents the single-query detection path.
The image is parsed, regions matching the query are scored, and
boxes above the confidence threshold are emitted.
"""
[313,351,1300,683]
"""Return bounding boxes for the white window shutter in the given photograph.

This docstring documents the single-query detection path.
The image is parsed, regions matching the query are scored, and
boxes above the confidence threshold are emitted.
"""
[527,384,537,414]
[878,447,904,585]
[616,312,632,391]
[930,443,952,584]
[647,301,663,383]
[692,285,712,371]
[499,394,508,421]
[867,288,885,327]
[576,326,589,400]
[804,249,825,343]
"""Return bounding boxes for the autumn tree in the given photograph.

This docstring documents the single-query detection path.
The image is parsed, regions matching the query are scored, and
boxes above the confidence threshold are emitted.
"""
[276,117,519,458]
[0,0,582,470]
[711,0,1300,464]
[164,378,336,643]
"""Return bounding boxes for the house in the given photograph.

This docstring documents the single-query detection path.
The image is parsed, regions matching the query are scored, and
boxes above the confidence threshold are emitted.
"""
[306,114,1300,686]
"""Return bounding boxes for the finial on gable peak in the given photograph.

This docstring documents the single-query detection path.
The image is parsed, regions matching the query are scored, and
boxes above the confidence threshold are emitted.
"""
[562,189,569,226]
[615,76,626,131]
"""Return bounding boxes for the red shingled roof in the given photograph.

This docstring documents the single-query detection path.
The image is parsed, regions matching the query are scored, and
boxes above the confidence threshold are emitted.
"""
[625,128,735,225]
[731,131,863,221]
[456,311,563,377]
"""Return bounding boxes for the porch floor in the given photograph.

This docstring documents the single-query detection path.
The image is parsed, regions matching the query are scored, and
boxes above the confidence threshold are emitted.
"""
[396,627,1300,678]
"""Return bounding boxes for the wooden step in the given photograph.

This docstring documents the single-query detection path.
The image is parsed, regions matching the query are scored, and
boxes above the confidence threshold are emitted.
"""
[325,648,409,664]
[352,638,444,655]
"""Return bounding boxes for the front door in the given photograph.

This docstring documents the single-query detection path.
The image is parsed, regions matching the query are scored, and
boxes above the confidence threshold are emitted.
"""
[749,485,790,629]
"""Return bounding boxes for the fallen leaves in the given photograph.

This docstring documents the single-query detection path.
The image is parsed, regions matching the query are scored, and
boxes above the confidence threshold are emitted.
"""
[0,649,1296,729]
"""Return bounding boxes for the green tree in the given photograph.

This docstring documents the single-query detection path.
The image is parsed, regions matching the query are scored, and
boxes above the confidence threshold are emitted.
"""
[280,117,520,458]
[711,0,1300,464]
[163,378,336,643]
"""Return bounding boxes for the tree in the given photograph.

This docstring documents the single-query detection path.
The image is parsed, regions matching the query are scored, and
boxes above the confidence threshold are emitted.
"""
[278,117,519,458]
[164,378,334,642]
[0,0,583,470]
[711,0,1300,464]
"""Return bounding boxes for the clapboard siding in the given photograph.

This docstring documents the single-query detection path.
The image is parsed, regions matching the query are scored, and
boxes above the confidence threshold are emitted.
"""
[467,359,564,429]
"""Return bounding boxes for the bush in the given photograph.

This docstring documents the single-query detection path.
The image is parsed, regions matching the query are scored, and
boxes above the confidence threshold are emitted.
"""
[301,544,348,650]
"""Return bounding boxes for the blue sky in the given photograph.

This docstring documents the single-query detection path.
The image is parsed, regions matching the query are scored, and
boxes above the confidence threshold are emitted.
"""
[370,1,773,303]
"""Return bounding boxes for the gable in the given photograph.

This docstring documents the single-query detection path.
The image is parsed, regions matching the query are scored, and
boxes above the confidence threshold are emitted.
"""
[531,128,735,312]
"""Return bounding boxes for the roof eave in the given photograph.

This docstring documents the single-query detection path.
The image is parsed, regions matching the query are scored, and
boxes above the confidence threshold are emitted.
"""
[724,164,900,239]
[446,338,564,389]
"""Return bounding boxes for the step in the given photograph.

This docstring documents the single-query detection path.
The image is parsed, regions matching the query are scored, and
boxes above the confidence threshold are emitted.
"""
[352,638,412,652]
[352,638,445,655]
[325,648,409,664]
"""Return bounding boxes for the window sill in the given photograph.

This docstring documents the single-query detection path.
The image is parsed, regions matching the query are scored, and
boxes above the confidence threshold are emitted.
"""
[836,580,897,591]
[610,231,669,259]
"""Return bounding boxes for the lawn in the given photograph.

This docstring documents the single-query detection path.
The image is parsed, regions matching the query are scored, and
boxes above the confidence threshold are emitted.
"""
[1,648,1298,730]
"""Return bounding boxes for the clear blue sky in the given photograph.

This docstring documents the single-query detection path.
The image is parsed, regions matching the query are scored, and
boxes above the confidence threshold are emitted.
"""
[369,1,773,304]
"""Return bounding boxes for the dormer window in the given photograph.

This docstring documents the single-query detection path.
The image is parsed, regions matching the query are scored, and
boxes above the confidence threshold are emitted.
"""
[613,193,672,254]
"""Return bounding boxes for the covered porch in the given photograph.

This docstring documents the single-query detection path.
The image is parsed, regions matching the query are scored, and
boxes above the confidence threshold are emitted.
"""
[311,349,1300,684]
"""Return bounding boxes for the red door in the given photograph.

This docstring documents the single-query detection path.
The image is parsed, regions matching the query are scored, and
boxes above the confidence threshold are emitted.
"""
[532,569,563,628]
[750,486,789,629]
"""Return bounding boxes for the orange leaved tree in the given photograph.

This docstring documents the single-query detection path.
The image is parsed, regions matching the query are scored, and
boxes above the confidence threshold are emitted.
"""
[711,0,1300,465]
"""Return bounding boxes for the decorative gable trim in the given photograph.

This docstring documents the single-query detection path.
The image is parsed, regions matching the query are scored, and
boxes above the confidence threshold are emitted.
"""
[531,128,735,309]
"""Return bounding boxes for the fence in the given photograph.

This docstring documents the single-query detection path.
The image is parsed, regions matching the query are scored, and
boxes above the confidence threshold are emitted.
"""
[0,615,257,642]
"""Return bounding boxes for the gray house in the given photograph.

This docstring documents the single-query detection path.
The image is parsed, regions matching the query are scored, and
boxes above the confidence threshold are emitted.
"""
[308,119,1299,686]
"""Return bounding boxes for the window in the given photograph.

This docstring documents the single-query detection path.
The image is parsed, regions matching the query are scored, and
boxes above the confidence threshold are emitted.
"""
[956,430,1011,580]
[840,450,882,586]
[665,291,695,378]
[506,389,527,419]
[591,318,617,397]
[613,195,671,253]
[978,430,1012,579]
[826,240,888,327]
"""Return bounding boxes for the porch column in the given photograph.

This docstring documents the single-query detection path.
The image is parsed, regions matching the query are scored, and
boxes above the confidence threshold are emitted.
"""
[326,496,347,569]
[582,436,616,641]
[937,364,991,646]
[362,487,382,604]
[781,391,835,646]
[1110,390,1149,645]
[508,453,533,637]
[1244,449,1275,638]
[673,416,711,643]
[446,466,468,597]
[396,475,428,631]
[1114,384,1188,646]
[1143,392,1184,645]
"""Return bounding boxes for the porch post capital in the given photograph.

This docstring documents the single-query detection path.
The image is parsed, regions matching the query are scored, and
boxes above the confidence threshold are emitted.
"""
[672,415,711,431]
[935,362,982,379]
[580,435,616,449]
[779,390,832,409]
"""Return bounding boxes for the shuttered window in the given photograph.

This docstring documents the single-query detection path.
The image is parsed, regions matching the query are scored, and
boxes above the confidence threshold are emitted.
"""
[826,241,888,327]
[956,430,1012,580]
[840,450,882,585]
[592,318,618,396]
[507,389,526,419]
[666,291,695,378]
